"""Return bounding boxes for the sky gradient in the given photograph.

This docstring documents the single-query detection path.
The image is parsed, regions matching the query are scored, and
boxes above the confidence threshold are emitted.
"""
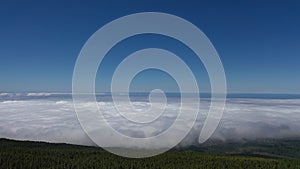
[0,0,299,93]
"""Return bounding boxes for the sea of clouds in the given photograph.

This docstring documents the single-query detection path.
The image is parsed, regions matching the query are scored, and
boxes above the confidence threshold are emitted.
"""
[0,93,300,148]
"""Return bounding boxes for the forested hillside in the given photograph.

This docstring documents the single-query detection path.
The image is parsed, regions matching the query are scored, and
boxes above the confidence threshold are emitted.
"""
[0,138,300,169]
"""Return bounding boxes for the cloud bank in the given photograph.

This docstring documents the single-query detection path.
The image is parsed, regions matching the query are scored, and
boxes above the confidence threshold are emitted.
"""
[0,94,300,148]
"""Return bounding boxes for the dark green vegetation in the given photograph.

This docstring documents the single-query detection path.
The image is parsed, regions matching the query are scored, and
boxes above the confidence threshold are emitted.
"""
[0,138,300,169]
[191,138,300,159]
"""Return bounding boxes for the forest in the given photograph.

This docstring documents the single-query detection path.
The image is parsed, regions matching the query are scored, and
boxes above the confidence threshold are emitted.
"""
[0,138,300,169]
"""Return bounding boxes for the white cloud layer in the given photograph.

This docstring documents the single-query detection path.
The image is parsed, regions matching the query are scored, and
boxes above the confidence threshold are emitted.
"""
[0,95,300,148]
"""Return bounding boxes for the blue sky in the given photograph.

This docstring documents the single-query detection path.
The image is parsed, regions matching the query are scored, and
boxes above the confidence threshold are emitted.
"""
[0,0,299,93]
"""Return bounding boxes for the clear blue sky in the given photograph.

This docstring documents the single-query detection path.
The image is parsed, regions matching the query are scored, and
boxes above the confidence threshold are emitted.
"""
[0,0,299,93]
